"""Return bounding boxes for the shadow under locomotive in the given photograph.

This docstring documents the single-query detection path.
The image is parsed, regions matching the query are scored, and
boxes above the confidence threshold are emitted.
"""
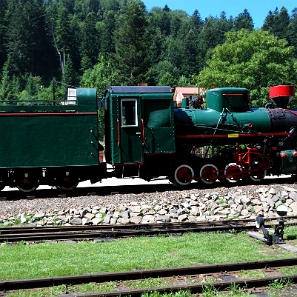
[2,175,297,201]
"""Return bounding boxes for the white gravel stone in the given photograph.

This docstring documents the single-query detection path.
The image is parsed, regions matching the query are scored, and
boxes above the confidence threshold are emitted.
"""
[1,182,297,226]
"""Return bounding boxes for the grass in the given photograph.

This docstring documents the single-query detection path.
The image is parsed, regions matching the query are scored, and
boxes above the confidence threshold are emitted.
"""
[1,231,296,296]
[285,225,297,240]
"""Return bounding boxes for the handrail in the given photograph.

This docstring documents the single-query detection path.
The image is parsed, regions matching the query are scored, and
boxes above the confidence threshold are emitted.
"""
[117,119,121,146]
[141,119,145,145]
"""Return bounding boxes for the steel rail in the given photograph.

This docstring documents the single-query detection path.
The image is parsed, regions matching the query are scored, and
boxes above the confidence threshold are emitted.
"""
[0,219,254,233]
[1,216,296,233]
[1,217,296,243]
[1,257,297,291]
[0,225,252,242]
[60,274,297,297]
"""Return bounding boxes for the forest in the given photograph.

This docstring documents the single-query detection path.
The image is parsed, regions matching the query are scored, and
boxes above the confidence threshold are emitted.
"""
[0,0,297,106]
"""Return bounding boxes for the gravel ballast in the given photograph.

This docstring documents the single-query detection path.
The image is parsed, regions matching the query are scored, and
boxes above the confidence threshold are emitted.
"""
[1,182,297,226]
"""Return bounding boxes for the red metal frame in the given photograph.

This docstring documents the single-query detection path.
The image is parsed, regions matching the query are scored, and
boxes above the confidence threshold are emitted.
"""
[141,119,145,145]
[234,146,270,168]
[176,131,291,140]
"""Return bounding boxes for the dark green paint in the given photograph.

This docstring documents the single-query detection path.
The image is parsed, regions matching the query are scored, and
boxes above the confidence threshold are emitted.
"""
[103,86,175,165]
[0,88,99,168]
[206,88,250,112]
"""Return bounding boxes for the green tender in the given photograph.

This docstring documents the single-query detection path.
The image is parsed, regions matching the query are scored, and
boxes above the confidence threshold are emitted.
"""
[0,88,99,168]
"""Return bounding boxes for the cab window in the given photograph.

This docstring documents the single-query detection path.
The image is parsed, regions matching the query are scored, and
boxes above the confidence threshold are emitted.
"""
[121,99,138,127]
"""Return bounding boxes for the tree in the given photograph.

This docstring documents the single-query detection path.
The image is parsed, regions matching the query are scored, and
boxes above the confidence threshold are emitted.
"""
[181,29,199,75]
[74,0,101,19]
[146,60,179,86]
[194,29,297,106]
[5,0,55,79]
[24,74,41,99]
[162,37,183,73]
[216,12,233,44]
[196,16,222,71]
[54,1,74,73]
[0,56,19,103]
[0,0,8,69]
[177,75,193,87]
[234,9,254,30]
[80,55,120,94]
[170,14,181,36]
[288,8,297,58]
[96,10,117,58]
[112,0,151,85]
[190,9,204,30]
[61,54,78,91]
[79,12,99,71]
[262,7,290,40]
[147,6,170,36]
[158,72,177,88]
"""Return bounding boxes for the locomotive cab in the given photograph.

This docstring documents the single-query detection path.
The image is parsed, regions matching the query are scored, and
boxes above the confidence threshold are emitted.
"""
[103,86,175,178]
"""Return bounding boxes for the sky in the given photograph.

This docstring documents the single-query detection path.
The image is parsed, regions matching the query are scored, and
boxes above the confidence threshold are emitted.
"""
[143,0,297,29]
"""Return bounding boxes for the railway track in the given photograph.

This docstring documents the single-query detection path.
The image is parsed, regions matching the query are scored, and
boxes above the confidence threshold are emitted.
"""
[1,216,297,243]
[1,258,297,296]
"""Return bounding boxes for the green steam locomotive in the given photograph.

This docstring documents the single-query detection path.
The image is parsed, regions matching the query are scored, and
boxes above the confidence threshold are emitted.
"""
[0,84,296,192]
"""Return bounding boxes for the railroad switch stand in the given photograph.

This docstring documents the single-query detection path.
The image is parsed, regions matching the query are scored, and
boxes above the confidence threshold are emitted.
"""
[256,216,285,245]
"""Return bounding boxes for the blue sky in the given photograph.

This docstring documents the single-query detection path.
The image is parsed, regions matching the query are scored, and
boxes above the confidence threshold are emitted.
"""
[143,0,297,29]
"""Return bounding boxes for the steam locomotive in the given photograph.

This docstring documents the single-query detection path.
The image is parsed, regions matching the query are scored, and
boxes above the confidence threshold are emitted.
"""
[0,84,296,192]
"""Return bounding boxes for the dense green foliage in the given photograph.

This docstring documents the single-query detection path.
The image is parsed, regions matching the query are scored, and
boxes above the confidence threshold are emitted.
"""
[0,0,297,105]
[194,29,297,105]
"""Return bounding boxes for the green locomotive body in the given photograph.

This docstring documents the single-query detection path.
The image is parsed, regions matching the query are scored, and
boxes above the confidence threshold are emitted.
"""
[0,84,297,192]
[172,85,297,185]
[0,88,104,191]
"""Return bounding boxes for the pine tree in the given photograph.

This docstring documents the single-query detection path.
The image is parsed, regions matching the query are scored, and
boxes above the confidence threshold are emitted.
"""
[54,2,73,73]
[112,0,151,85]
[262,7,290,40]
[288,8,297,58]
[234,9,254,30]
[190,9,204,30]
[217,12,233,44]
[62,54,78,90]
[0,56,15,103]
[5,0,31,76]
[5,0,56,79]
[181,29,199,75]
[0,0,8,69]
[80,12,99,71]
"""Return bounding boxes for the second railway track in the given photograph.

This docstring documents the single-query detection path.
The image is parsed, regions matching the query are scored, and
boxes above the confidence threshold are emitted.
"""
[2,258,297,296]
[1,216,297,243]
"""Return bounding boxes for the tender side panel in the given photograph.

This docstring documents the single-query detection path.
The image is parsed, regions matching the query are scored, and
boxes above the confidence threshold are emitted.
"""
[0,88,99,169]
[0,112,99,168]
